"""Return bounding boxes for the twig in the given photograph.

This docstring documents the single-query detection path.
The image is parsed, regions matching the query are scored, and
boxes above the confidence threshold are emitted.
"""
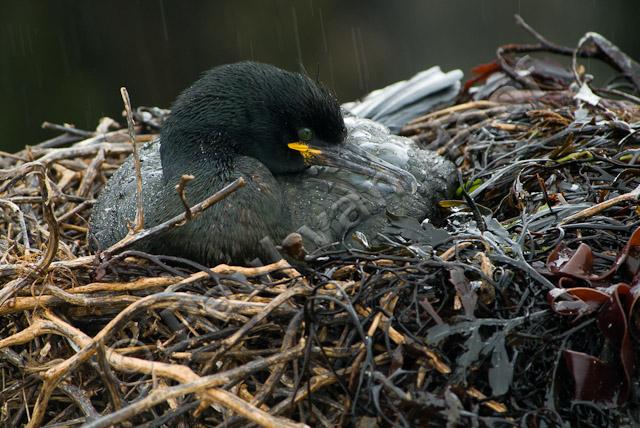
[95,340,123,411]
[120,87,145,233]
[76,148,105,198]
[0,199,31,253]
[36,142,133,164]
[559,184,640,225]
[176,174,195,220]
[402,100,500,130]
[514,14,572,53]
[41,122,94,138]
[56,199,94,224]
[33,133,83,149]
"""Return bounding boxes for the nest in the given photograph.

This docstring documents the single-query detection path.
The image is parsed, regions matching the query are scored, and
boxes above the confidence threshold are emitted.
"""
[2,16,640,428]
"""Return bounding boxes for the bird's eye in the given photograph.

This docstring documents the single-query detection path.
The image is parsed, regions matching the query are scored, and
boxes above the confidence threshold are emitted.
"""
[297,128,313,142]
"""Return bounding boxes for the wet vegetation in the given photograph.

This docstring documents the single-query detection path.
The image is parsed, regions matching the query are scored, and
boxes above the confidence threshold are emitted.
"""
[1,17,640,427]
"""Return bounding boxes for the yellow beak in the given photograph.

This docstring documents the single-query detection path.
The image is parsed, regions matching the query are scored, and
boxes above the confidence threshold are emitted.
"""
[287,142,323,160]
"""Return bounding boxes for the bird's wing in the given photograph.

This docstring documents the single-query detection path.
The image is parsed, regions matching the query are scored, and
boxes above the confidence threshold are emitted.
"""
[277,117,456,252]
[342,66,463,132]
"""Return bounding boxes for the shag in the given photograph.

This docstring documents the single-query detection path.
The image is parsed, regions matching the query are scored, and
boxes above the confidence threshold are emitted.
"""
[89,62,460,264]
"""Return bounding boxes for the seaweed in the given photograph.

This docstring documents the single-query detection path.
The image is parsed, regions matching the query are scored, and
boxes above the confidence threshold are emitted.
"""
[1,16,640,428]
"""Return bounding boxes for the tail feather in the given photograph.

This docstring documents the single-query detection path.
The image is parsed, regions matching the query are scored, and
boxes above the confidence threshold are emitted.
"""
[343,66,463,132]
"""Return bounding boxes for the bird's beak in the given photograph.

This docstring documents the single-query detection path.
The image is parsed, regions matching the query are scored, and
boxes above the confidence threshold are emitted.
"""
[287,142,323,160]
[287,141,417,194]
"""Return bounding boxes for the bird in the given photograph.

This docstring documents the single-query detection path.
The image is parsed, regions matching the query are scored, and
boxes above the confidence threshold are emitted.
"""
[89,61,461,265]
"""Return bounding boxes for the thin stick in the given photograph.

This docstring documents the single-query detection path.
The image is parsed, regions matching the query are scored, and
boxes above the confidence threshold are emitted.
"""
[120,87,145,233]
[41,122,94,138]
[0,200,31,253]
[76,148,105,198]
[176,174,195,220]
[559,184,640,225]
[514,14,572,53]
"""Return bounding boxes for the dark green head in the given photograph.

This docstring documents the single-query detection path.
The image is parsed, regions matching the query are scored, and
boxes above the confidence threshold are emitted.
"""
[160,61,346,179]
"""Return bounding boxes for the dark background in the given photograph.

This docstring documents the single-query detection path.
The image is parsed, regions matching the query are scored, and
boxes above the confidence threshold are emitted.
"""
[1,0,638,151]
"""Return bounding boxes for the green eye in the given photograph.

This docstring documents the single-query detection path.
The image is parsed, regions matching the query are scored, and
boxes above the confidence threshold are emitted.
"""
[297,128,313,141]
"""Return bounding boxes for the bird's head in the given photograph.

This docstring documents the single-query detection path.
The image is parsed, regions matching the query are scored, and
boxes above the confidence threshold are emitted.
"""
[159,61,347,178]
